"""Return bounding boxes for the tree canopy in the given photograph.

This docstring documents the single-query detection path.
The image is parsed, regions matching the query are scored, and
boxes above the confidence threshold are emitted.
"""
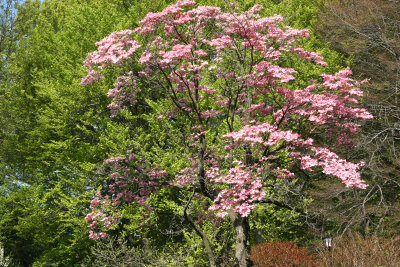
[81,1,371,265]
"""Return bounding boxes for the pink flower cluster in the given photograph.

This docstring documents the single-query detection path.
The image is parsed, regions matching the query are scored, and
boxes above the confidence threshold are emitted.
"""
[80,67,102,85]
[223,122,304,147]
[84,154,167,239]
[290,47,327,66]
[104,154,165,206]
[223,121,367,189]
[175,159,198,186]
[85,192,118,240]
[202,35,233,50]
[249,62,297,85]
[207,164,266,217]
[273,73,372,141]
[92,30,139,65]
[297,148,366,189]
[81,30,140,85]
[160,44,193,64]
[136,0,196,34]
[106,71,138,117]
[312,148,366,189]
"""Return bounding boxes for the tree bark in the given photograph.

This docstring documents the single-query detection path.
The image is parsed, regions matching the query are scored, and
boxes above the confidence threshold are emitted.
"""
[183,191,217,267]
[229,212,252,267]
[186,133,217,267]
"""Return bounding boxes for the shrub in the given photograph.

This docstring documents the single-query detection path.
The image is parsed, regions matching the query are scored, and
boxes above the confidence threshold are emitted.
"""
[82,238,160,266]
[317,233,400,267]
[250,241,317,267]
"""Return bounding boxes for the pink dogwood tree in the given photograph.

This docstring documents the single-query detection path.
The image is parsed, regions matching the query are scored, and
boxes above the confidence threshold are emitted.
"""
[81,1,372,266]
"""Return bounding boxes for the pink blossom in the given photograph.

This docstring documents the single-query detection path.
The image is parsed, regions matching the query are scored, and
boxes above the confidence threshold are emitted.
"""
[200,110,221,119]
[99,232,107,239]
[80,68,102,85]
[209,164,266,217]
[89,230,99,240]
[85,30,140,66]
[160,44,193,63]
[89,221,98,229]
[84,214,92,223]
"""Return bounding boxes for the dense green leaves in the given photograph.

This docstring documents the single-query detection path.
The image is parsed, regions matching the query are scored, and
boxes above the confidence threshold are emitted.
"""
[0,0,143,265]
[0,0,388,265]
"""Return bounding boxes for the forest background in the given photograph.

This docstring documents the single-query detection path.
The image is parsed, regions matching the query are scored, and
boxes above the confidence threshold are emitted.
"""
[0,0,398,266]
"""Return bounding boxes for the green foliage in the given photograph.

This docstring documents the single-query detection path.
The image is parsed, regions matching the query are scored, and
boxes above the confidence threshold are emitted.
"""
[251,204,301,242]
[0,179,96,266]
[0,0,361,265]
[0,0,150,265]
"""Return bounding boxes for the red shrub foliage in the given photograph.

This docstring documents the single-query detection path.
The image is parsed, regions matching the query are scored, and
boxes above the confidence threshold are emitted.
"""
[250,241,317,267]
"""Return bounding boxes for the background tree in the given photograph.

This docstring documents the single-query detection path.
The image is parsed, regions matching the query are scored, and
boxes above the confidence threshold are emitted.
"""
[0,0,21,81]
[0,0,152,264]
[315,0,400,236]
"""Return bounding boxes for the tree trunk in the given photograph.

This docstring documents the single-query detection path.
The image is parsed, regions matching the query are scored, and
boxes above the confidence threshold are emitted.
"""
[230,212,252,267]
[190,133,217,267]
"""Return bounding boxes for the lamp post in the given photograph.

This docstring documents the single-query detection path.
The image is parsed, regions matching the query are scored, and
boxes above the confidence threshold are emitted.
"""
[324,236,333,251]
